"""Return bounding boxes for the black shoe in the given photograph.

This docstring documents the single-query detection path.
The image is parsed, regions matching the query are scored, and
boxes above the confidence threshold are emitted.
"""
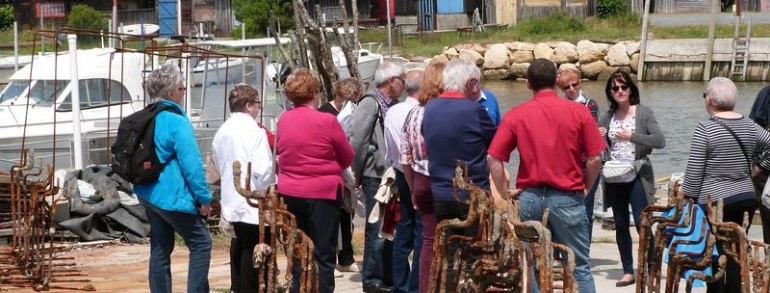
[615,278,635,287]
[363,283,392,293]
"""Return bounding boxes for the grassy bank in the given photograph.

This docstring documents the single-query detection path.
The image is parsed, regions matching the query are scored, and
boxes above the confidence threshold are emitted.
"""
[1,13,768,60]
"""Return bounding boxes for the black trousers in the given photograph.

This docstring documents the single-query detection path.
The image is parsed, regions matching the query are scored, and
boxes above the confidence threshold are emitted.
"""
[705,198,757,293]
[751,169,770,243]
[232,222,271,293]
[281,193,340,293]
[230,237,241,292]
[338,209,355,266]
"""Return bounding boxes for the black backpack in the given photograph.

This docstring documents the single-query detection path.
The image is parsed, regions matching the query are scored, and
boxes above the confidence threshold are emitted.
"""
[111,103,183,184]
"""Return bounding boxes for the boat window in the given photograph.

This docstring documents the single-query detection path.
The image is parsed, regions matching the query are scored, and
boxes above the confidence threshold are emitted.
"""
[58,79,132,111]
[0,80,29,104]
[29,80,69,107]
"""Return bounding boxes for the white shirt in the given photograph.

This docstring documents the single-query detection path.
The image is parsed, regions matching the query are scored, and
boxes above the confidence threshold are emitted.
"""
[383,97,419,171]
[337,100,356,139]
[212,112,274,225]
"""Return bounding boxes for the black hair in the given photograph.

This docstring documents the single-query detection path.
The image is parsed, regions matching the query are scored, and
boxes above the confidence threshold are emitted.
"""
[604,69,640,111]
[526,58,557,91]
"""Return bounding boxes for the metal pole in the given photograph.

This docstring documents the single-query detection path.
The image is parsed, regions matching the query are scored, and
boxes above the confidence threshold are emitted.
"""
[13,21,18,71]
[68,35,84,170]
[113,0,118,37]
[638,0,652,80]
[705,0,719,81]
[177,0,183,35]
[108,19,113,48]
[386,0,393,58]
[40,9,45,56]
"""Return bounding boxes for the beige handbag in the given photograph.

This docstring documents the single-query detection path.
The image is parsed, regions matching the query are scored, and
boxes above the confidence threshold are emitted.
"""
[204,154,221,185]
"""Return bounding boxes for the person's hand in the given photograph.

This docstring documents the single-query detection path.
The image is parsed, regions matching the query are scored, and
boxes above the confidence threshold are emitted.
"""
[411,192,419,211]
[598,127,608,137]
[615,127,633,141]
[198,204,212,218]
[506,188,522,200]
[752,165,763,177]
[353,179,361,189]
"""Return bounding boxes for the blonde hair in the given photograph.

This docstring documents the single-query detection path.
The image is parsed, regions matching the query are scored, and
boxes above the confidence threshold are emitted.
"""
[416,62,446,105]
[284,68,320,105]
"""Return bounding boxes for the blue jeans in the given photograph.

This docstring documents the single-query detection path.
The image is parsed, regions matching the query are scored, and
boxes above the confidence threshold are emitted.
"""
[362,176,393,287]
[519,187,595,293]
[392,170,422,293]
[605,177,648,275]
[141,200,212,293]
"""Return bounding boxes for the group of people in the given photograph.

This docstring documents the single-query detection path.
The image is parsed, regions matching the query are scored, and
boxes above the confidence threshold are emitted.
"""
[132,57,770,293]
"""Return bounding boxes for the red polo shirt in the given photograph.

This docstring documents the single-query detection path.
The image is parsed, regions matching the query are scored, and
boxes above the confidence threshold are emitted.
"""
[488,90,605,191]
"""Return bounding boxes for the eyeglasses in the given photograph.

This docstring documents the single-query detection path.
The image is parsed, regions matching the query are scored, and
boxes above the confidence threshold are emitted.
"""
[469,79,480,87]
[702,93,707,99]
[561,82,579,91]
[611,85,630,92]
[391,76,404,84]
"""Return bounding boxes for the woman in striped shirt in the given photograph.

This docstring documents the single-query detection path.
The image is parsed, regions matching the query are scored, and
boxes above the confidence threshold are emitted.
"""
[400,61,444,293]
[682,77,770,293]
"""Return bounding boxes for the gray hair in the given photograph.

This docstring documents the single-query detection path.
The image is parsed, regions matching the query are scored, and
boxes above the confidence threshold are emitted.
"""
[706,77,737,111]
[442,58,480,92]
[374,61,405,87]
[404,68,424,95]
[145,63,183,100]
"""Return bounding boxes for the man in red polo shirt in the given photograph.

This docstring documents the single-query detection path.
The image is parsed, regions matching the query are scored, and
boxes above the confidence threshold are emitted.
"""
[487,58,605,293]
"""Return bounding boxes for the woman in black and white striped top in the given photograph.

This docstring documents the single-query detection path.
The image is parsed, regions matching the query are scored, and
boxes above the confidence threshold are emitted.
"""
[681,77,770,293]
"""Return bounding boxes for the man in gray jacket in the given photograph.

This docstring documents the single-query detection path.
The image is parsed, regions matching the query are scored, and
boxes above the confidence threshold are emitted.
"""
[350,61,405,293]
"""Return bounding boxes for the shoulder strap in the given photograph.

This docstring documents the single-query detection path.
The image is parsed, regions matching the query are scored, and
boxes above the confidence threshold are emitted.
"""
[360,94,384,133]
[711,117,752,173]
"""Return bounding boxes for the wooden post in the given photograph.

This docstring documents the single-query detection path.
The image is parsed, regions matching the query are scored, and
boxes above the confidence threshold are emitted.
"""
[638,0,652,81]
[704,0,719,81]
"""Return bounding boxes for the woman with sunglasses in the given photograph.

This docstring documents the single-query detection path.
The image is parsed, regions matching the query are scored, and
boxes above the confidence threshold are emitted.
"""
[598,69,665,287]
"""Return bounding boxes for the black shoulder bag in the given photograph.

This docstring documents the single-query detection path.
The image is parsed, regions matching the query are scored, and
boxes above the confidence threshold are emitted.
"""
[711,117,753,177]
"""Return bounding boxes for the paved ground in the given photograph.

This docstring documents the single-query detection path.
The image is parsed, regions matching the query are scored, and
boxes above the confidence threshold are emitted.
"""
[650,12,770,27]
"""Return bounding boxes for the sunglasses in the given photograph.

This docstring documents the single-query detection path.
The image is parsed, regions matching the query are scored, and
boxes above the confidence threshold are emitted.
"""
[611,85,629,92]
[702,93,707,99]
[561,82,579,91]
[178,87,187,91]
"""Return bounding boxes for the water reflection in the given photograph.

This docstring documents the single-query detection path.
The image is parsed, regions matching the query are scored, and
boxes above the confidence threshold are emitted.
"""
[483,80,768,180]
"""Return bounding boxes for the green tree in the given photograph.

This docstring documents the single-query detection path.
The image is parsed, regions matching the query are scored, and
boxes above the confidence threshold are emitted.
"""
[0,5,13,31]
[67,4,107,31]
[596,0,626,19]
[232,0,294,38]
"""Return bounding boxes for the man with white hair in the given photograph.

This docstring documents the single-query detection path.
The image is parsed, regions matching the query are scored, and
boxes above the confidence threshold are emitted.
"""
[422,58,497,286]
[350,61,405,293]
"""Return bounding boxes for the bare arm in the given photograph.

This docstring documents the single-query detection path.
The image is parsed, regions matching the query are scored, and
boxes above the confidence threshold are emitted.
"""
[585,154,601,197]
[488,154,509,200]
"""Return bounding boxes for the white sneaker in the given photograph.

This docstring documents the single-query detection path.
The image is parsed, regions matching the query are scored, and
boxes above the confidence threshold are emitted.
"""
[334,269,343,278]
[337,263,360,273]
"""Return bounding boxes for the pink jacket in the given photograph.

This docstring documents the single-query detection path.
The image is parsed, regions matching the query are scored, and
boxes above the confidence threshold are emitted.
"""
[277,105,355,200]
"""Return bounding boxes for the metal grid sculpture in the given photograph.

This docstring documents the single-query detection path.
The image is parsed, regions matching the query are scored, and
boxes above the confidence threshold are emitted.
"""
[232,161,318,292]
[429,164,576,292]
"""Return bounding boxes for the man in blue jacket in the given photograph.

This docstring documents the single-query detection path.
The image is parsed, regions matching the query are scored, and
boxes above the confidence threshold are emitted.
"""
[134,63,213,293]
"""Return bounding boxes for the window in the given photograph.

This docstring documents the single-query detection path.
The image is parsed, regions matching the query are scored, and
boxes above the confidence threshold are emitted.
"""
[58,79,132,111]
[0,80,30,104]
[29,80,69,107]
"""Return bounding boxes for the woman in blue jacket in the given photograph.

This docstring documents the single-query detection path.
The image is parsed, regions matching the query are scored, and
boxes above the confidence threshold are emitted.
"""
[134,63,213,293]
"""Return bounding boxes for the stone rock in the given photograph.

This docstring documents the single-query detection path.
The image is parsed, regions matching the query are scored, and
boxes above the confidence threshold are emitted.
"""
[507,41,535,52]
[626,42,641,56]
[431,54,450,64]
[579,60,608,80]
[509,63,530,79]
[597,43,611,54]
[509,50,534,64]
[605,43,630,66]
[553,42,579,64]
[598,66,632,81]
[545,41,560,48]
[459,49,484,66]
[483,68,510,80]
[443,47,460,60]
[577,40,604,64]
[456,43,487,56]
[629,53,640,73]
[533,43,554,61]
[482,44,510,69]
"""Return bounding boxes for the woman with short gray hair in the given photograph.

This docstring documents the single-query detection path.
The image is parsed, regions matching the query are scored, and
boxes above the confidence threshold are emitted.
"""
[682,77,770,292]
[145,63,185,101]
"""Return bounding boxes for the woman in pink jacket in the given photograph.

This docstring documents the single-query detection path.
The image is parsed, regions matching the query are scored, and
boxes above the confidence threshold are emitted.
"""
[277,68,355,293]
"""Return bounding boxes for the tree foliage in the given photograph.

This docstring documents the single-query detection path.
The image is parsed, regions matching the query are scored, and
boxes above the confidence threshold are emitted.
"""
[67,4,107,31]
[0,5,13,31]
[232,0,293,38]
[596,0,626,19]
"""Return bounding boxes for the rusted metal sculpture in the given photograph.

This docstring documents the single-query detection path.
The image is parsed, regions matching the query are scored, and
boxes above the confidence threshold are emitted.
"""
[1,150,94,291]
[232,160,318,293]
[428,164,576,292]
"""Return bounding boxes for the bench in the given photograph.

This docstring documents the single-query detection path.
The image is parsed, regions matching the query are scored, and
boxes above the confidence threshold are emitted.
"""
[456,27,474,38]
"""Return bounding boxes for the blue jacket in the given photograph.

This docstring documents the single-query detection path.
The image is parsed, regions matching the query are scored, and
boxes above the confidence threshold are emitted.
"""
[134,100,212,214]
[478,90,501,126]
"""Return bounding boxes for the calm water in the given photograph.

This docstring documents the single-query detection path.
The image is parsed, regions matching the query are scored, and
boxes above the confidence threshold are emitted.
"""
[481,80,769,180]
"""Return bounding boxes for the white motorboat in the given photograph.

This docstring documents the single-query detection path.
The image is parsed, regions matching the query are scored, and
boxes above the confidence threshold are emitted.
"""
[119,23,160,36]
[0,48,147,170]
